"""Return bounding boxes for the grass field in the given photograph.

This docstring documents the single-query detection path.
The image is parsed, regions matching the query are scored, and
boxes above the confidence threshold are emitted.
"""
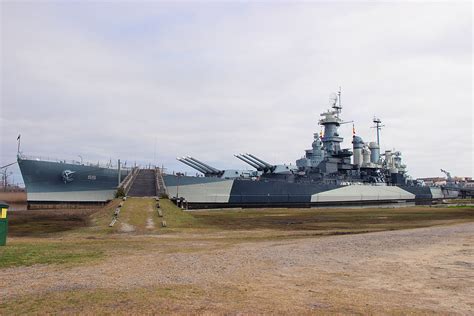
[2,199,473,268]
[192,206,474,232]
[1,199,473,314]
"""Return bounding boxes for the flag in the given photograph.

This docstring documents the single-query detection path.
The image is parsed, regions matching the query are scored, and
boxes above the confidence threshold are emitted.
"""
[352,124,355,136]
[17,134,21,141]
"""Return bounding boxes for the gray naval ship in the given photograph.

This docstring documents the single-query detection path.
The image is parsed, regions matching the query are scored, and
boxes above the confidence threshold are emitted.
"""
[164,90,444,208]
[18,154,130,206]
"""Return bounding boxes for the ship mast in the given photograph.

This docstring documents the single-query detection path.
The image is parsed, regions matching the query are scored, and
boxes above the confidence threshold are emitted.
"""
[371,117,384,146]
[334,87,342,113]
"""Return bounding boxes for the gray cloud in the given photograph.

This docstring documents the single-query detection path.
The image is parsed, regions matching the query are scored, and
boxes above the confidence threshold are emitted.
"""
[1,1,472,186]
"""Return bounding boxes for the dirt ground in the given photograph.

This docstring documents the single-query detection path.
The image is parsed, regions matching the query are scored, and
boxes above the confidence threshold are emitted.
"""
[1,221,473,314]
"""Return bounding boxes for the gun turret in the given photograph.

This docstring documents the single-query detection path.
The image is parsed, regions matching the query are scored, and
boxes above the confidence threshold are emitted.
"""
[235,153,277,173]
[186,156,221,174]
[177,157,209,174]
[177,157,222,176]
[234,154,261,170]
[246,153,273,170]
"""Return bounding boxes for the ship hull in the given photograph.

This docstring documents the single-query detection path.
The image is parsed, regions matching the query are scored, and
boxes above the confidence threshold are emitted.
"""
[18,158,129,205]
[163,175,442,209]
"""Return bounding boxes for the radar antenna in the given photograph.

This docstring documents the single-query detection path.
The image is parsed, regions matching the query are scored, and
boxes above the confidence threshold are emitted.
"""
[337,86,342,110]
[440,169,452,181]
[329,93,338,108]
[332,87,342,113]
[371,116,384,146]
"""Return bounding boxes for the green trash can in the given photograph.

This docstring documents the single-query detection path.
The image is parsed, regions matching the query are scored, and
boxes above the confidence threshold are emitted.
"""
[0,201,9,246]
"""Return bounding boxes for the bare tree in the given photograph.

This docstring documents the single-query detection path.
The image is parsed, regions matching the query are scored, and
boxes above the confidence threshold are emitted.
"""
[1,167,13,192]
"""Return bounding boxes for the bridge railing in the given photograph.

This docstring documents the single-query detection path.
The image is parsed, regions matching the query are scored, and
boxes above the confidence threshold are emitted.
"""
[155,167,167,197]
[19,153,133,170]
[118,167,139,196]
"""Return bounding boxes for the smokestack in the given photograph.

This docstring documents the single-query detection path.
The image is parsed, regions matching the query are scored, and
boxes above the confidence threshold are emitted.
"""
[352,136,364,167]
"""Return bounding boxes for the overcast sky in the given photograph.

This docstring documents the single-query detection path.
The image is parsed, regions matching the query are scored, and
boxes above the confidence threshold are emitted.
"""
[1,1,472,185]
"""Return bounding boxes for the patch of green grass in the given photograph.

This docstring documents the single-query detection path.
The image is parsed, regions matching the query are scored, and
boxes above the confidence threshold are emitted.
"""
[446,198,473,204]
[0,241,103,268]
[159,199,204,229]
[0,236,164,268]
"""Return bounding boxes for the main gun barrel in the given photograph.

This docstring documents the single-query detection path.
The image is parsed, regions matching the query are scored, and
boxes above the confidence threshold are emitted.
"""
[177,157,209,174]
[246,153,273,169]
[235,153,275,172]
[235,154,262,170]
[187,157,221,174]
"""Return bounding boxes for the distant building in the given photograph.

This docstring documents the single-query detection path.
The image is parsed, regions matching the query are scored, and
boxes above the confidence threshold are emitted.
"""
[464,180,474,188]
[417,177,446,186]
[417,176,473,187]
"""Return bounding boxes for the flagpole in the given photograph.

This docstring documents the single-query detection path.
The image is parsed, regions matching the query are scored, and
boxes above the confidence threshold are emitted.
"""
[17,135,21,155]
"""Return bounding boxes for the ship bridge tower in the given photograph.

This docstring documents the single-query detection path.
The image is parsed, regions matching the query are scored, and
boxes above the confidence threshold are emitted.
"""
[319,89,344,156]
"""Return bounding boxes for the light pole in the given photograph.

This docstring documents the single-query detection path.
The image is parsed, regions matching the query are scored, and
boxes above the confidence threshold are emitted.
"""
[176,173,182,198]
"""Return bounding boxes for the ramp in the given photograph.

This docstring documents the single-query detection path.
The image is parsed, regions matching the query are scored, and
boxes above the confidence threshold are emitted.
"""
[128,169,157,197]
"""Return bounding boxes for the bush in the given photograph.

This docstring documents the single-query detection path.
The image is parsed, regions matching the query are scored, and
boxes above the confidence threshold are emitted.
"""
[115,187,125,198]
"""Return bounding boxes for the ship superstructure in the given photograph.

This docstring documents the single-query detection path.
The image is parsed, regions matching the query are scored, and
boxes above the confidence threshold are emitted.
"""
[165,89,443,208]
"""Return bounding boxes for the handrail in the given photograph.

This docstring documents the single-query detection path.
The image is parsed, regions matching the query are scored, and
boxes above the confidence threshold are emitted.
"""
[119,167,140,195]
[155,167,167,196]
[18,153,132,170]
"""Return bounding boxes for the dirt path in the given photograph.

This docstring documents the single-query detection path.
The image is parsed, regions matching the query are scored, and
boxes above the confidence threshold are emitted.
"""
[119,222,135,232]
[145,217,155,229]
[1,223,473,314]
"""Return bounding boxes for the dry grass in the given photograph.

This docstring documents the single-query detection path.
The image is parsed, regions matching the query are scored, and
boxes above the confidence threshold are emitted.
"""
[121,198,155,231]
[0,283,438,315]
[1,199,473,314]
[7,209,96,237]
[89,198,122,230]
[0,191,26,203]
[192,206,474,233]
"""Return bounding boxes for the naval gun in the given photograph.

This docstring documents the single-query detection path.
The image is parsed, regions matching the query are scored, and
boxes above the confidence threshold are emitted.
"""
[235,153,275,173]
[177,157,222,177]
[235,153,296,175]
[177,156,260,179]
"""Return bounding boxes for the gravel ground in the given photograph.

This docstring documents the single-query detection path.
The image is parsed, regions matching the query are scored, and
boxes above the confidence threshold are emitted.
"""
[1,223,473,314]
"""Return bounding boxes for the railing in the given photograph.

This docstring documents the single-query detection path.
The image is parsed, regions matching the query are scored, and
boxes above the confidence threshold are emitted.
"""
[18,153,133,170]
[155,167,167,196]
[118,167,139,195]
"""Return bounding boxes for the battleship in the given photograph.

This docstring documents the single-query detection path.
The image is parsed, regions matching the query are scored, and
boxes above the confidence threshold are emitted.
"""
[16,89,448,209]
[17,155,130,206]
[164,89,444,209]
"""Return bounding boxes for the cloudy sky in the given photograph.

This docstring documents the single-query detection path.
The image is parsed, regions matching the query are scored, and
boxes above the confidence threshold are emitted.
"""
[1,1,472,185]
